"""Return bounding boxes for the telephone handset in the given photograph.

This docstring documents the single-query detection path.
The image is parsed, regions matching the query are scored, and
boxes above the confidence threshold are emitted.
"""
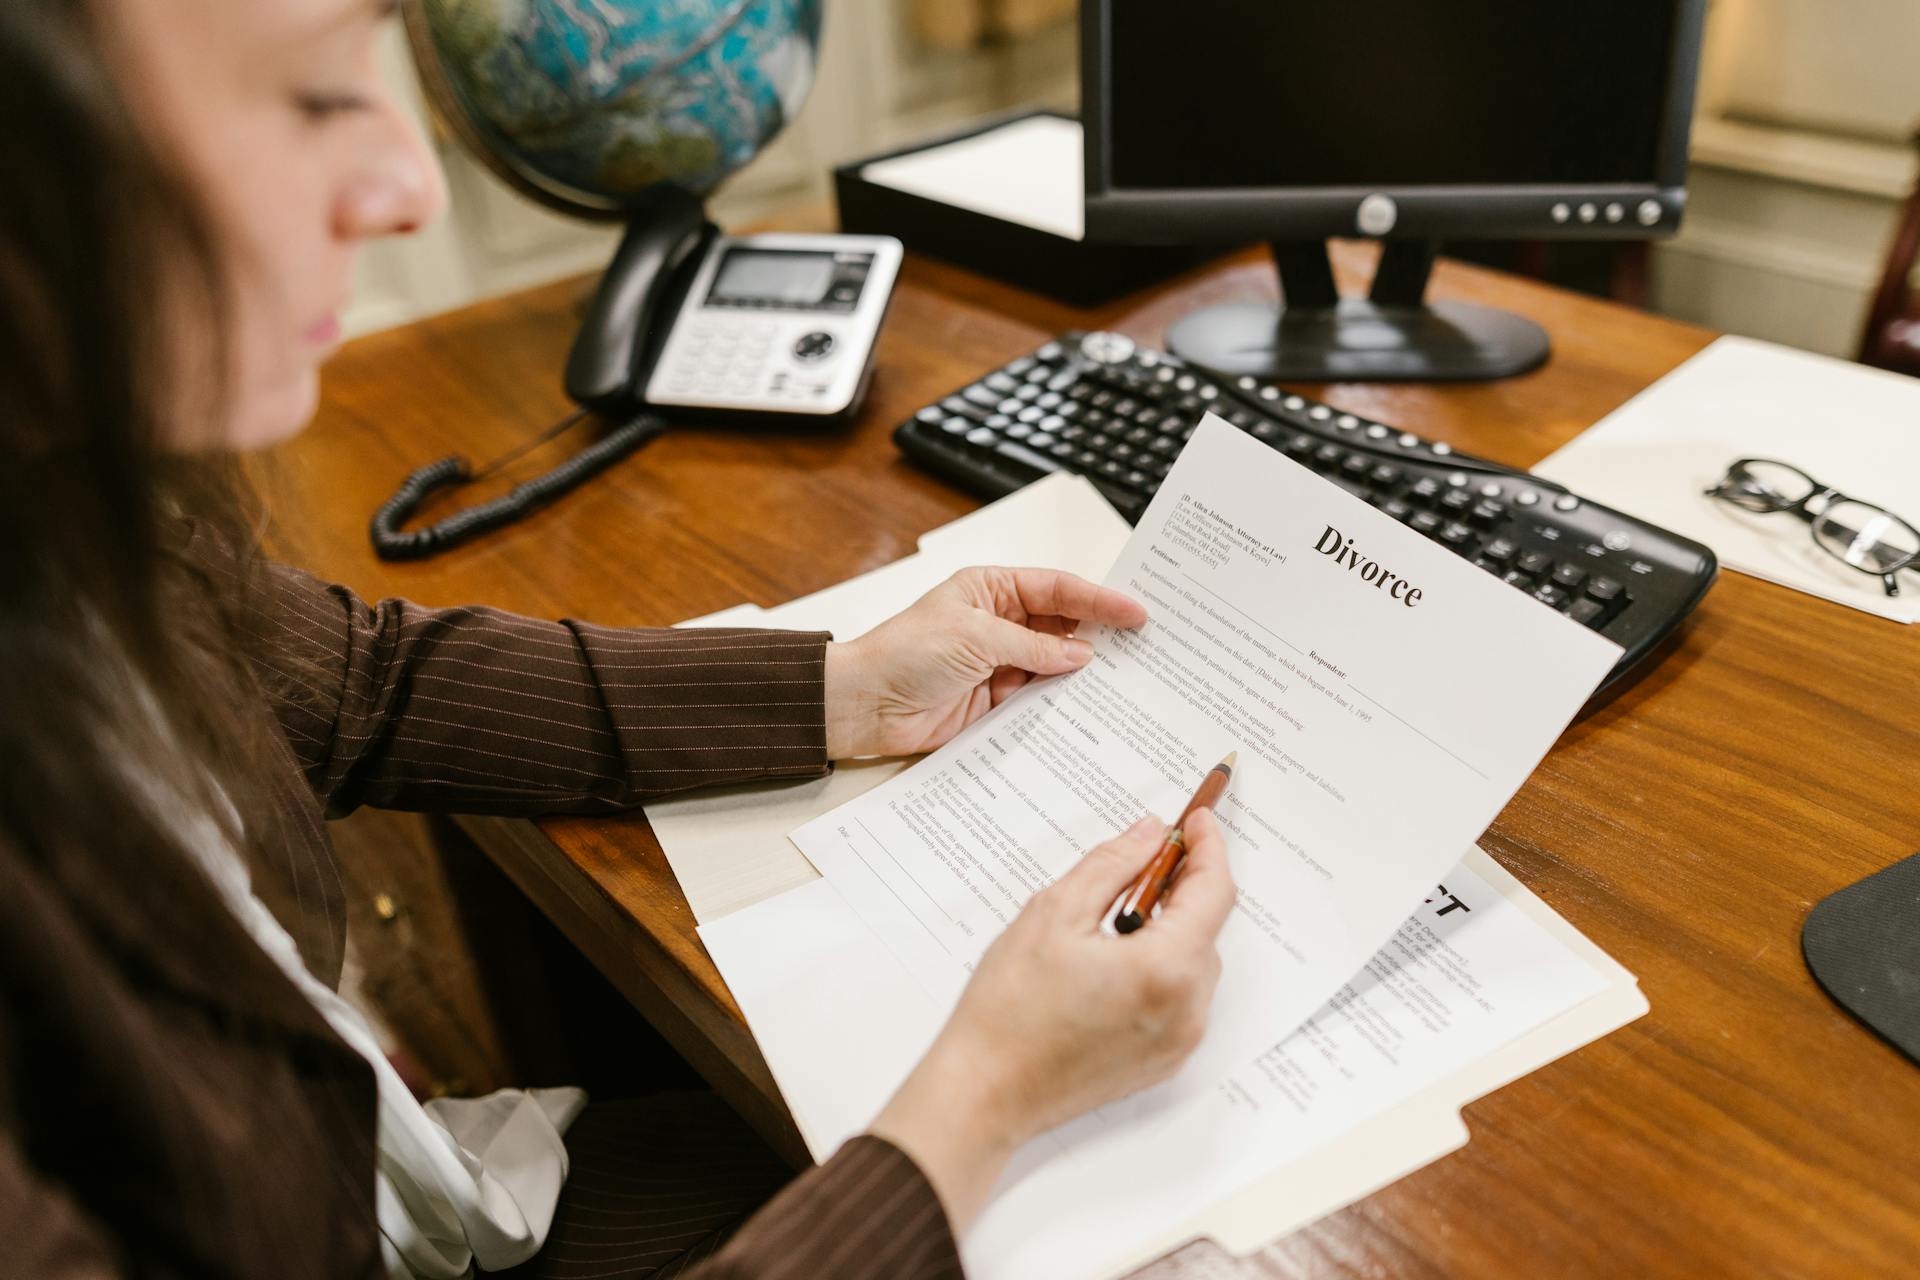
[370,185,902,560]
[563,184,713,412]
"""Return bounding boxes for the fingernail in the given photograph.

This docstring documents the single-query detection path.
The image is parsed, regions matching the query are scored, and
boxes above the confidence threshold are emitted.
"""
[1065,638,1093,663]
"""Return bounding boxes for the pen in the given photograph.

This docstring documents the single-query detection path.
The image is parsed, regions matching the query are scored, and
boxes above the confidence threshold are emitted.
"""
[1111,751,1237,934]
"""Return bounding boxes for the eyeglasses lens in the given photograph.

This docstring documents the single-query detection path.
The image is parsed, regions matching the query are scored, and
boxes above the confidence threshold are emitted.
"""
[1812,500,1920,572]
[1719,460,1816,512]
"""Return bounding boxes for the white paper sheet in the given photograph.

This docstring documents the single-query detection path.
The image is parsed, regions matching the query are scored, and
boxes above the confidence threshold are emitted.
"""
[1533,335,1920,623]
[648,475,1133,922]
[790,415,1622,1093]
[859,115,1086,241]
[700,846,1622,1280]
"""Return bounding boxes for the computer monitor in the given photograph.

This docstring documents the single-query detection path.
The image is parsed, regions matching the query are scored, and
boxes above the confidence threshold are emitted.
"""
[1080,1,1707,382]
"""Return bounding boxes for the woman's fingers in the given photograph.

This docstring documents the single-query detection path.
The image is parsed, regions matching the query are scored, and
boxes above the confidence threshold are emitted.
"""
[1150,808,1237,942]
[1047,817,1167,922]
[971,614,1094,676]
[992,567,1149,630]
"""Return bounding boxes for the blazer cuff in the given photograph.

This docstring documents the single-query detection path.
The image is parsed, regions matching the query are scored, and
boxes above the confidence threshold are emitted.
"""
[702,1135,963,1279]
[565,624,833,797]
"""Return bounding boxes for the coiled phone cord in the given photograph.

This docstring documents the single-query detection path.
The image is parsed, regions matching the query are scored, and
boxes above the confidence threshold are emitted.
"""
[369,407,668,561]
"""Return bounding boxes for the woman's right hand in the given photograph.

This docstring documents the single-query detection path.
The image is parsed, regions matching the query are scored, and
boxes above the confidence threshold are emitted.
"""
[867,809,1237,1229]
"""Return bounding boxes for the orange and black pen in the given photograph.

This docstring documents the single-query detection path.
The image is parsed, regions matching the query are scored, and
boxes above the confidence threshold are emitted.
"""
[1111,751,1237,934]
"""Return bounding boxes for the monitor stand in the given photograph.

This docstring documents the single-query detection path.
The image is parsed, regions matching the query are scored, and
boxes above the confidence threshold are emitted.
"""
[1164,240,1550,383]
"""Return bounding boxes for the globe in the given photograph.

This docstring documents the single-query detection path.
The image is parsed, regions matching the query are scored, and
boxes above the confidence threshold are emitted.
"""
[404,0,823,218]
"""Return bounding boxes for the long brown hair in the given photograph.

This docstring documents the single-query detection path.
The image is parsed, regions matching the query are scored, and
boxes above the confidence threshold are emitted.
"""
[0,1,302,928]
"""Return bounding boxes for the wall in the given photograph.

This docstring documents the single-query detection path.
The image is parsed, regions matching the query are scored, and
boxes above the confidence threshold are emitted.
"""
[1650,0,1919,355]
[346,0,1076,338]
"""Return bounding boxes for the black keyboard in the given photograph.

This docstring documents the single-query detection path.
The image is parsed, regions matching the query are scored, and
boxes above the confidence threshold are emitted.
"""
[893,331,1717,695]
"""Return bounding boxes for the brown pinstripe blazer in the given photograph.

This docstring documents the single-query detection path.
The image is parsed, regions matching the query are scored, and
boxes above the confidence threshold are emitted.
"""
[0,562,962,1278]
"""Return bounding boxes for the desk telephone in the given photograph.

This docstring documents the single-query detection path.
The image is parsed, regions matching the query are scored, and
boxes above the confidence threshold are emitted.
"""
[372,186,902,560]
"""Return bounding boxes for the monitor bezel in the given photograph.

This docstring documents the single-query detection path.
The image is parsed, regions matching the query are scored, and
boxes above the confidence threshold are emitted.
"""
[1080,0,1708,243]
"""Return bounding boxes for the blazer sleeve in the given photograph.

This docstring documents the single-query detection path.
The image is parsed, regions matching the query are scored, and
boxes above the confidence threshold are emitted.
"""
[690,1136,964,1280]
[0,1134,126,1278]
[247,562,832,818]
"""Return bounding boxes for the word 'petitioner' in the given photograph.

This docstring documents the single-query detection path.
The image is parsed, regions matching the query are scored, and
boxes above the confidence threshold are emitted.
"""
[1313,525,1424,606]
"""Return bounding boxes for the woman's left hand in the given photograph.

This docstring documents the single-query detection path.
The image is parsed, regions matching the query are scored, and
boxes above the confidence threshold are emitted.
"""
[823,566,1148,759]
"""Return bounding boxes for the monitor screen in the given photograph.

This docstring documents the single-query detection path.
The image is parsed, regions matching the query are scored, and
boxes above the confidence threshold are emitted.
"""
[1106,2,1684,191]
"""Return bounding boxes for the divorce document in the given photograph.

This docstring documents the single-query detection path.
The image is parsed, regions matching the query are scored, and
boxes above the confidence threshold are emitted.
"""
[789,414,1623,1092]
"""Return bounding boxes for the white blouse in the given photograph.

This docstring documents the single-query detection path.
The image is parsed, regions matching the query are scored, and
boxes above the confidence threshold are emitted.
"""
[156,773,584,1276]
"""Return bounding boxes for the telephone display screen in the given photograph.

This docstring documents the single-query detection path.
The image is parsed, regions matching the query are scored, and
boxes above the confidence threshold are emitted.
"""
[708,249,839,307]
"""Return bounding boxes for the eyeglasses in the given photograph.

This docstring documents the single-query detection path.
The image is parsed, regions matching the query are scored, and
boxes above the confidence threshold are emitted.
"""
[1704,458,1919,597]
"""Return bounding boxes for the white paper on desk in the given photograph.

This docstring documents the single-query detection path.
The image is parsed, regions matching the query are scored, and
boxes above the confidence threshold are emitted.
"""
[791,415,1622,1094]
[860,115,1086,241]
[700,844,1643,1279]
[648,475,1133,923]
[1534,335,1920,624]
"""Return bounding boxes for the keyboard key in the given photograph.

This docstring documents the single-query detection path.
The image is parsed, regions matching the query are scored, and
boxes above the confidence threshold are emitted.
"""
[1409,477,1443,502]
[1587,576,1624,603]
[1251,421,1280,439]
[1150,436,1180,454]
[1569,598,1606,627]
[942,394,989,422]
[1027,431,1055,448]
[915,405,944,424]
[1341,455,1372,480]
[985,371,1018,393]
[1502,569,1532,588]
[1382,500,1413,522]
[965,426,996,447]
[1370,464,1403,487]
[939,416,970,435]
[1125,426,1153,445]
[1439,489,1475,514]
[1516,551,1553,577]
[1017,405,1045,423]
[1036,391,1063,409]
[1468,500,1507,528]
[1285,434,1316,458]
[1480,538,1517,565]
[961,385,1001,409]
[1550,564,1588,590]
[1533,584,1570,608]
[1441,522,1474,547]
[1473,557,1504,574]
[992,439,1064,476]
[1411,511,1442,535]
[1315,444,1344,467]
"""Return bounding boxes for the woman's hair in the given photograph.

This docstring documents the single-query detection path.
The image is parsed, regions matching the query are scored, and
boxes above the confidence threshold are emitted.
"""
[0,1,300,916]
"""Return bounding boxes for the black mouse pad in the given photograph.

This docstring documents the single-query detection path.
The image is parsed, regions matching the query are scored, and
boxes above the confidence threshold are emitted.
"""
[1802,852,1920,1065]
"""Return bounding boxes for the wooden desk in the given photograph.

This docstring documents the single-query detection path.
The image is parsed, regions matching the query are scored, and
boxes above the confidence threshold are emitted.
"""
[285,236,1920,1276]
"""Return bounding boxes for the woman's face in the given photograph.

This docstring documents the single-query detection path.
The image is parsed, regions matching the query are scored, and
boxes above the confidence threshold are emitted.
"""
[112,0,446,449]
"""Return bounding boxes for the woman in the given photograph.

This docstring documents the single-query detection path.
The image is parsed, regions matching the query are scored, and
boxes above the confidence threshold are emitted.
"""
[0,1,1236,1276]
